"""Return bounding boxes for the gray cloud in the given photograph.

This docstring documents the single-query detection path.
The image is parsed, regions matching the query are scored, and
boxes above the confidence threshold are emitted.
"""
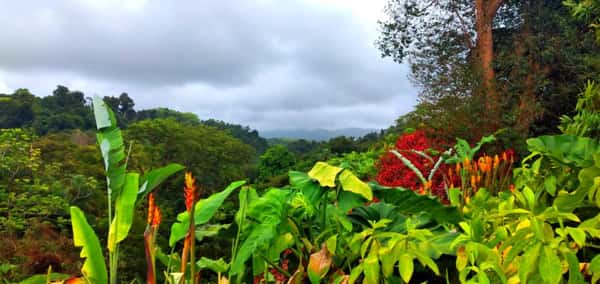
[0,0,417,131]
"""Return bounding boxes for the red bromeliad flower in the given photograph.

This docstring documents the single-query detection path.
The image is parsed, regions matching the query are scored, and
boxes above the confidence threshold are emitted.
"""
[376,130,450,199]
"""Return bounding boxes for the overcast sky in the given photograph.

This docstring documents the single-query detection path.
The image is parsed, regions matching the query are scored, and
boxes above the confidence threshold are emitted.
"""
[0,0,417,131]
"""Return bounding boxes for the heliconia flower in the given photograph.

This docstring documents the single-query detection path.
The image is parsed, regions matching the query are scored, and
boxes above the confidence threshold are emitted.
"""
[184,172,197,211]
[147,193,156,225]
[502,151,508,162]
[493,155,500,169]
[470,175,477,191]
[152,205,162,226]
[464,158,471,168]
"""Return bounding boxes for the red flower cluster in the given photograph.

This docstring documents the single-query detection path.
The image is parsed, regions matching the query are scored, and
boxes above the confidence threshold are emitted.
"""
[376,130,450,199]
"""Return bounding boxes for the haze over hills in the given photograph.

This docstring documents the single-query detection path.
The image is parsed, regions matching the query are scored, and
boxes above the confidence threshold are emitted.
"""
[260,128,380,141]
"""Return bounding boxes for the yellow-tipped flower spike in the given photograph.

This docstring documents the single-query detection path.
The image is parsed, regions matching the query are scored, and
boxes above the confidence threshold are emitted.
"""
[494,155,500,169]
[184,172,197,212]
[147,193,156,225]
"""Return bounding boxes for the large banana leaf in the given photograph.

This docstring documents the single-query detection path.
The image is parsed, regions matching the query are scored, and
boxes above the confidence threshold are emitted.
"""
[169,180,245,246]
[93,96,127,200]
[108,173,139,251]
[70,206,107,284]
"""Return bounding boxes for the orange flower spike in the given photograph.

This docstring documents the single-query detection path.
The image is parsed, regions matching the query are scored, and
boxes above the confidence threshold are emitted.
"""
[464,158,470,169]
[456,163,461,174]
[147,193,156,225]
[470,175,477,190]
[184,172,197,212]
[509,184,515,193]
[152,206,162,226]
[502,152,508,162]
[478,157,486,173]
[493,155,500,169]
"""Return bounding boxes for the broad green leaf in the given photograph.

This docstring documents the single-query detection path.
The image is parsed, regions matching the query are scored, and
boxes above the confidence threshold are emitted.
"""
[70,206,107,284]
[138,163,185,200]
[399,253,414,283]
[289,171,324,204]
[169,180,245,246]
[563,250,585,284]
[308,162,343,187]
[566,227,586,248]
[230,224,277,276]
[230,189,290,276]
[196,180,245,224]
[363,251,380,284]
[349,264,363,284]
[448,188,461,207]
[97,127,126,199]
[93,97,127,202]
[339,170,373,200]
[519,243,540,283]
[196,223,231,242]
[379,246,394,277]
[197,257,229,274]
[371,183,462,225]
[544,175,558,196]
[539,246,562,284]
[527,134,600,167]
[20,273,71,284]
[337,190,365,212]
[326,235,337,255]
[108,172,138,251]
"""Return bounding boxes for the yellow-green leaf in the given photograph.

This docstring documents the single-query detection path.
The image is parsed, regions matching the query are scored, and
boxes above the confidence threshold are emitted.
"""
[363,251,380,284]
[399,254,414,283]
[108,172,138,251]
[326,235,337,255]
[567,227,586,247]
[70,206,107,284]
[308,162,342,187]
[539,246,562,284]
[339,170,373,200]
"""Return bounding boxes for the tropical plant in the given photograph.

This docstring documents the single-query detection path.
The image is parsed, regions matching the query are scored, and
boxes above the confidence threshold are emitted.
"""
[65,97,184,283]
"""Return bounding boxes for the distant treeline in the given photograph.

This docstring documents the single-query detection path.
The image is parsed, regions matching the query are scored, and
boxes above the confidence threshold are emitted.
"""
[0,86,269,154]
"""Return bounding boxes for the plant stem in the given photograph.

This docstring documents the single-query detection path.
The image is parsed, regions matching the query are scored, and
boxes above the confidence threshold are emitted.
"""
[259,253,291,278]
[189,201,196,284]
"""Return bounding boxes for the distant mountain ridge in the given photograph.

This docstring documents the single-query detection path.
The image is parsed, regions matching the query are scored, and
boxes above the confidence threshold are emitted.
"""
[260,128,379,141]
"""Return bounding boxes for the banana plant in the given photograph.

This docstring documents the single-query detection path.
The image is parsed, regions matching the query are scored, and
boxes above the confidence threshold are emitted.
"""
[68,97,184,284]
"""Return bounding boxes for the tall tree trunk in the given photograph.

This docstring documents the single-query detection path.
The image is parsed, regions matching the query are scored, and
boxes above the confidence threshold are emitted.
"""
[474,0,504,132]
